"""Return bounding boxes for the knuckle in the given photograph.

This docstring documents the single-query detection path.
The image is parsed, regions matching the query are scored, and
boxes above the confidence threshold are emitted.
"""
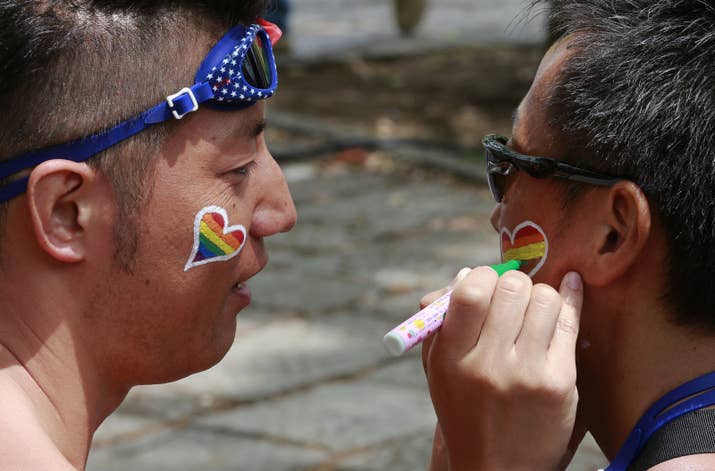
[556,315,579,336]
[450,283,491,310]
[512,371,541,393]
[420,289,445,308]
[496,271,531,297]
[542,377,575,402]
[530,284,562,311]
[513,373,572,403]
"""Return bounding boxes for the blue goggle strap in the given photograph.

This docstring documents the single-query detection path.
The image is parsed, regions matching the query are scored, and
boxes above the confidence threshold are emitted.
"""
[0,23,279,203]
[0,81,215,203]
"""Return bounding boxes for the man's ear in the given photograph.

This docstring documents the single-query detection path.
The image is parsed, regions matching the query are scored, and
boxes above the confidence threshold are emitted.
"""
[581,181,652,287]
[26,160,101,263]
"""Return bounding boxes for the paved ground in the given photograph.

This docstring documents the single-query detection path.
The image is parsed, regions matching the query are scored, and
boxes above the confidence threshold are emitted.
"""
[285,0,546,61]
[88,1,609,470]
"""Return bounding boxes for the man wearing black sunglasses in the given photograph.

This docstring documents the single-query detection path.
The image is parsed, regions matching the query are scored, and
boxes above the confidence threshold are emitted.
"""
[422,1,715,470]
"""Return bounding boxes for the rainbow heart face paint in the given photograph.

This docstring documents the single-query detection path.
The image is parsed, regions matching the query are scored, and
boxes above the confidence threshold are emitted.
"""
[500,220,549,277]
[185,206,247,271]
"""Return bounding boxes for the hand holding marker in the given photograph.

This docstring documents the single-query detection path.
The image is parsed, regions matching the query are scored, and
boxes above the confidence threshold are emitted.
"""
[382,260,523,356]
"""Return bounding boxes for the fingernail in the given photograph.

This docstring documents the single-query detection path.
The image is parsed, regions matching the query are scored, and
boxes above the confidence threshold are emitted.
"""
[566,272,582,290]
[449,268,472,288]
[457,267,472,281]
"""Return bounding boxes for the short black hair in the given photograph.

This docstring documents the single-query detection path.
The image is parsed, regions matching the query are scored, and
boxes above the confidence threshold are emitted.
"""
[538,1,715,328]
[0,0,268,269]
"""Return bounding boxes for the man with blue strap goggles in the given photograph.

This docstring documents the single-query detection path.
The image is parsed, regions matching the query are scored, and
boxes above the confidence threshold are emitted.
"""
[0,20,279,202]
[0,3,298,467]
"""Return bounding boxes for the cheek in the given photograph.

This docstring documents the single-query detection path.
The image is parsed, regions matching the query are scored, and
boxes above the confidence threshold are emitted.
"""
[184,205,247,272]
[500,220,550,278]
[494,179,568,280]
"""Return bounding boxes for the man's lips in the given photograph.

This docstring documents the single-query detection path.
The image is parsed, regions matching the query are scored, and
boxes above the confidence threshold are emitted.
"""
[231,282,252,302]
[232,258,268,290]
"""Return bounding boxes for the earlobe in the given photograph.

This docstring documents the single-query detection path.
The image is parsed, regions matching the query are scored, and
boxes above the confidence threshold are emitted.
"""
[586,182,652,287]
[26,160,96,263]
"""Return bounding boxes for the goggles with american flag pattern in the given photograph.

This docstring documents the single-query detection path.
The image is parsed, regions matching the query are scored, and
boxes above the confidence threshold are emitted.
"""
[0,20,281,202]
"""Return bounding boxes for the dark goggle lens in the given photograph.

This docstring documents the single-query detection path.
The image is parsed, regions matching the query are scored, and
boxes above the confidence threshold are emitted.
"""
[488,168,506,202]
[242,35,272,89]
[485,152,509,203]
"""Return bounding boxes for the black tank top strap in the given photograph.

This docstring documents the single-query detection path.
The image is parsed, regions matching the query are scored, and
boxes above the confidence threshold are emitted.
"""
[628,408,715,471]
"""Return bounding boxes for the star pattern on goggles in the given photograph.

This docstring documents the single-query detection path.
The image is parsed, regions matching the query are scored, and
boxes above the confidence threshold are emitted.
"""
[207,25,274,103]
[0,21,280,203]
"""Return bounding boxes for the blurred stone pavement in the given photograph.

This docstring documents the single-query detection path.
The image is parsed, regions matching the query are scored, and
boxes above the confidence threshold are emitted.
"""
[88,1,609,470]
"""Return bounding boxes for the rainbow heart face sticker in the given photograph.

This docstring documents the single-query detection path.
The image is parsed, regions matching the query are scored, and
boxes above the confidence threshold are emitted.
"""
[500,220,549,278]
[184,206,247,272]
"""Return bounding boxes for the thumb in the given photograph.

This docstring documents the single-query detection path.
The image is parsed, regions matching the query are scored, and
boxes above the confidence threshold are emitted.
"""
[549,272,583,360]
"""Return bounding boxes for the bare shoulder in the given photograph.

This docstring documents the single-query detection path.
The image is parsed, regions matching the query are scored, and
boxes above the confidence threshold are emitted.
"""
[0,381,76,470]
[0,410,76,470]
[648,454,715,470]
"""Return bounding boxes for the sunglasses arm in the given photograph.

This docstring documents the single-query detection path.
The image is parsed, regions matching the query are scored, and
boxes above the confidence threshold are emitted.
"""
[552,162,621,187]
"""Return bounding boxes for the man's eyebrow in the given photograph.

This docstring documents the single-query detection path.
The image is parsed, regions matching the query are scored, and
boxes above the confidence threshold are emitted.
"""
[239,118,267,138]
[253,119,267,137]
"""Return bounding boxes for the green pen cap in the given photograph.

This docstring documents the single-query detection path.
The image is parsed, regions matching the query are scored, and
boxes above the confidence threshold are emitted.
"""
[489,259,523,276]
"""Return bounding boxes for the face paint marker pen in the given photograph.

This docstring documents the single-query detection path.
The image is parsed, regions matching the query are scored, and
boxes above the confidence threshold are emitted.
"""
[382,260,523,357]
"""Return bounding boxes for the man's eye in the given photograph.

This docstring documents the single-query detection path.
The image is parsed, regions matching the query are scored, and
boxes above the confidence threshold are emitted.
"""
[231,162,256,176]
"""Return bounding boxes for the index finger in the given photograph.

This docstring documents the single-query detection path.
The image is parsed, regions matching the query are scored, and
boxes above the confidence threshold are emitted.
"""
[438,266,499,358]
[419,267,473,309]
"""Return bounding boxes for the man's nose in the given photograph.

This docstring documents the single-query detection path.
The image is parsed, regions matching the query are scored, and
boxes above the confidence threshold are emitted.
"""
[250,157,297,239]
[490,204,501,232]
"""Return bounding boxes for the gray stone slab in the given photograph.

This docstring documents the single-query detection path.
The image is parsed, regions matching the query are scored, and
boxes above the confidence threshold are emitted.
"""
[288,0,546,61]
[286,168,393,209]
[568,434,609,471]
[88,427,327,471]
[363,289,430,325]
[265,229,489,278]
[281,162,320,183]
[250,270,366,312]
[336,232,500,295]
[262,243,347,279]
[265,222,361,251]
[292,173,482,230]
[92,413,158,447]
[336,432,435,471]
[199,381,437,453]
[364,358,429,390]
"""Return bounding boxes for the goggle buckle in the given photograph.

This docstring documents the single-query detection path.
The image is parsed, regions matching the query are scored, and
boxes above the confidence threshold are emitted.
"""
[166,87,199,120]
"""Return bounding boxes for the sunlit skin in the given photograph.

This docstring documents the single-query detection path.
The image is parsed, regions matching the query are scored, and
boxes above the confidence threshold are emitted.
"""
[424,36,715,470]
[0,36,296,471]
[84,102,297,388]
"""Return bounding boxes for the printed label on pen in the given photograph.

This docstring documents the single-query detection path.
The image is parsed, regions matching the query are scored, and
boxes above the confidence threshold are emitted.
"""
[389,291,452,352]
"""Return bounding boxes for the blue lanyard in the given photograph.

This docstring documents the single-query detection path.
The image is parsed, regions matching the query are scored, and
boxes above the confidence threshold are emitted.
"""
[606,370,715,471]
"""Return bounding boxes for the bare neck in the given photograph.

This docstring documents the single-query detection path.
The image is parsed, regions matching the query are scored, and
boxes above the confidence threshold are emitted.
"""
[578,295,715,459]
[0,285,128,469]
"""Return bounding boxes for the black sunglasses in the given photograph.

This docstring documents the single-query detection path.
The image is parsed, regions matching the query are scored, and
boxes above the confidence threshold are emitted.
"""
[482,134,621,202]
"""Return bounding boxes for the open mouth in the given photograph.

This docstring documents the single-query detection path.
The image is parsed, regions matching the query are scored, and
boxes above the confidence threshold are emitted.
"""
[231,260,267,294]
